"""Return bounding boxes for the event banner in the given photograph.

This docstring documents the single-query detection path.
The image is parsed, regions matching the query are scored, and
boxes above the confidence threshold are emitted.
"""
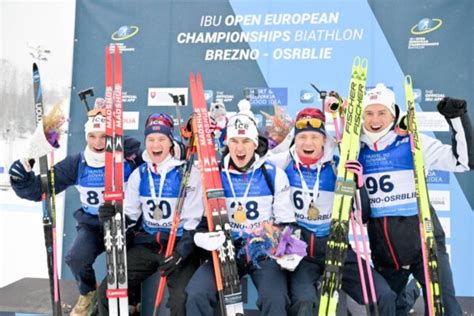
[66,0,473,298]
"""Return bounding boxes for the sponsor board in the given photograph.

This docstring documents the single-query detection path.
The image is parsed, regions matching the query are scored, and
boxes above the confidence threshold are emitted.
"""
[124,111,139,130]
[429,190,450,212]
[148,88,188,106]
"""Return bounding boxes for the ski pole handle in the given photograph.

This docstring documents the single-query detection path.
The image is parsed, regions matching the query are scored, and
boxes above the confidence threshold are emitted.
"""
[310,83,327,111]
[169,93,186,142]
[78,87,94,112]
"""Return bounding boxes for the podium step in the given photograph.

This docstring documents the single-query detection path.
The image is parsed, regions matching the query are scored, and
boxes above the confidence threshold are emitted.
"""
[0,278,78,315]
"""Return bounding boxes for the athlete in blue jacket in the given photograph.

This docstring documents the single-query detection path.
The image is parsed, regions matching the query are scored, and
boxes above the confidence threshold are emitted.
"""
[358,84,473,315]
[268,107,396,316]
[9,109,140,315]
[186,113,296,316]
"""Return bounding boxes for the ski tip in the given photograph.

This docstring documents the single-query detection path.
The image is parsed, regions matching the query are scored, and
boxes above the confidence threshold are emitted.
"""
[405,75,412,86]
[105,43,115,54]
[360,57,368,70]
[33,63,38,71]
[352,56,361,67]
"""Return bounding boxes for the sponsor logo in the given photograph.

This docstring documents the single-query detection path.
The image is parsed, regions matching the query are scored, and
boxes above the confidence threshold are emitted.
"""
[148,88,188,106]
[204,90,213,104]
[248,87,288,106]
[234,118,250,130]
[415,112,449,132]
[413,89,422,103]
[112,25,140,41]
[426,169,449,184]
[215,91,234,104]
[428,190,450,211]
[300,90,315,103]
[424,89,445,102]
[411,18,443,35]
[123,111,139,130]
[408,18,442,49]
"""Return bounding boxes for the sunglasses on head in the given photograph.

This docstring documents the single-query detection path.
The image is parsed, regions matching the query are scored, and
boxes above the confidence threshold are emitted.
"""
[87,108,106,117]
[295,118,323,129]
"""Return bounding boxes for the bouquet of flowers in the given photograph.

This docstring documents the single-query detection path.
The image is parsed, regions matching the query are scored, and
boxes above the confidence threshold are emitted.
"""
[238,221,307,270]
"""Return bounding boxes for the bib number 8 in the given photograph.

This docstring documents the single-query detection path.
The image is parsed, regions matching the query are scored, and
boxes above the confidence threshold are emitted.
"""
[230,201,259,220]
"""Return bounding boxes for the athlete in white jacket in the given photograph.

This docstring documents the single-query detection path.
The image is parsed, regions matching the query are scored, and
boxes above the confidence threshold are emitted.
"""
[358,84,473,315]
[98,113,202,316]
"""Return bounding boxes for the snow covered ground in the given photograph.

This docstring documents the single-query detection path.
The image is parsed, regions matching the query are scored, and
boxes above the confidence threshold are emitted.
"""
[0,136,67,288]
[1,0,75,289]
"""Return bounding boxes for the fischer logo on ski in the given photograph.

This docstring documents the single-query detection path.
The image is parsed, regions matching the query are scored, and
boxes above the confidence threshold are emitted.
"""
[405,75,444,316]
[319,56,368,316]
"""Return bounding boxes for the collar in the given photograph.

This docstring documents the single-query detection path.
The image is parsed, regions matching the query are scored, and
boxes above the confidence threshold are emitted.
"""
[222,153,262,174]
[360,130,399,151]
[142,151,184,174]
[83,146,105,168]
[289,136,336,169]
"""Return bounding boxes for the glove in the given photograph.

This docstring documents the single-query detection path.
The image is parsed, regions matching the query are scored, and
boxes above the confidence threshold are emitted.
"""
[98,203,116,223]
[159,251,183,276]
[345,160,364,188]
[194,231,226,251]
[394,114,409,136]
[437,97,467,119]
[9,159,35,182]
[276,254,304,272]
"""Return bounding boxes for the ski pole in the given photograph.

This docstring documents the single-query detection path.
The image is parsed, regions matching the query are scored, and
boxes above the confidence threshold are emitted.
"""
[49,152,62,315]
[169,93,185,143]
[153,134,196,315]
[350,211,371,314]
[310,83,327,112]
[354,189,379,315]
[32,63,62,316]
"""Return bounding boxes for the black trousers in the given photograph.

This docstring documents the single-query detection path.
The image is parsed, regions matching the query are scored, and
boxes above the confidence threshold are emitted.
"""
[98,244,198,316]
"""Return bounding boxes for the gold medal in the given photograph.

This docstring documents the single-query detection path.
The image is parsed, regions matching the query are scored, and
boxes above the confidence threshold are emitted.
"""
[153,206,163,221]
[234,204,247,224]
[307,201,320,220]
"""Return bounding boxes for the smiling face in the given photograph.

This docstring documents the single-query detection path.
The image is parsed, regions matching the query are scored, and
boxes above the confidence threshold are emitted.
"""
[145,133,172,164]
[86,131,106,154]
[294,131,325,161]
[363,104,395,133]
[228,137,257,168]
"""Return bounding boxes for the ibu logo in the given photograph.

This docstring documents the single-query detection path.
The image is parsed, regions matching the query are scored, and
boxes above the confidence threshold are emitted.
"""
[411,18,443,35]
[112,25,140,41]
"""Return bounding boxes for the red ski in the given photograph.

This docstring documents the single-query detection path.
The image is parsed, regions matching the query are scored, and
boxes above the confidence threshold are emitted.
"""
[103,44,128,315]
[189,72,244,316]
